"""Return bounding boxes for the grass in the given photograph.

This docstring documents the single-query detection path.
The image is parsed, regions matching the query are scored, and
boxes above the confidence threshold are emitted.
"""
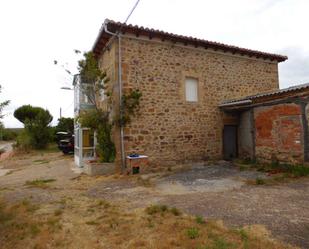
[54,209,63,216]
[0,199,49,247]
[145,204,181,216]
[37,143,59,153]
[212,237,236,249]
[142,205,295,248]
[238,159,309,185]
[20,199,39,213]
[238,229,249,249]
[25,178,56,188]
[85,220,100,225]
[0,198,296,249]
[145,204,168,215]
[0,187,13,192]
[170,207,181,216]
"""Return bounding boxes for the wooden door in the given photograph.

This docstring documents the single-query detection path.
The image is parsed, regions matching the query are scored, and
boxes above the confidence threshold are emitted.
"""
[223,125,238,160]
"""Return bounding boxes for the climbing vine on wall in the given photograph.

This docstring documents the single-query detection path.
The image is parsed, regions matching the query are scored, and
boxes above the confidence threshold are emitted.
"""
[118,89,142,127]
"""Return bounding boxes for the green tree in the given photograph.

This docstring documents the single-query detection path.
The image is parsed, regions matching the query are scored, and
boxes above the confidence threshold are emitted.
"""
[13,105,43,126]
[56,117,74,134]
[14,105,53,149]
[78,52,106,84]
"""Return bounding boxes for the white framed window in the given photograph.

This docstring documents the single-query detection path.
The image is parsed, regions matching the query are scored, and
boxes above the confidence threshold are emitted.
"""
[185,77,198,102]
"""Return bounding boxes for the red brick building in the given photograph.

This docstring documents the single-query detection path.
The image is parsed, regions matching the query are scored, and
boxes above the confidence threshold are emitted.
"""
[220,83,309,164]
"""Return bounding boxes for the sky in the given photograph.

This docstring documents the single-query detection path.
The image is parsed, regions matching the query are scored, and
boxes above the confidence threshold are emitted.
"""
[0,0,308,128]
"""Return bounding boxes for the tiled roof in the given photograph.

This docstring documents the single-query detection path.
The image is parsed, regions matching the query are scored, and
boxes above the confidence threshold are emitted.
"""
[92,19,288,62]
[220,83,309,107]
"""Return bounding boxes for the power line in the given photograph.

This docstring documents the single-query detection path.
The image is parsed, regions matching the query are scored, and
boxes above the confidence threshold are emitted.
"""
[102,0,141,52]
[124,0,141,24]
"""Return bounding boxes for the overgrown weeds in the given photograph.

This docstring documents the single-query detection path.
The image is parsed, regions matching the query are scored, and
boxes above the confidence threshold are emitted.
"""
[237,158,309,185]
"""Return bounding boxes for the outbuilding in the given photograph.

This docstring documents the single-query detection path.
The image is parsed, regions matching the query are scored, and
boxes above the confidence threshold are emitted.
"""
[220,83,309,164]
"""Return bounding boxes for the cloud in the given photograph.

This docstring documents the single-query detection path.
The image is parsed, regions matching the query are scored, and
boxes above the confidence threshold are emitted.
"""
[278,47,309,88]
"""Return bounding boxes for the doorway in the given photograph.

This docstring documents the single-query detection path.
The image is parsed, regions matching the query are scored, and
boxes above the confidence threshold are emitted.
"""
[223,125,238,160]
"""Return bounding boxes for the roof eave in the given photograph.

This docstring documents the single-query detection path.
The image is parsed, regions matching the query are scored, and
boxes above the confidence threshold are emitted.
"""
[92,19,288,62]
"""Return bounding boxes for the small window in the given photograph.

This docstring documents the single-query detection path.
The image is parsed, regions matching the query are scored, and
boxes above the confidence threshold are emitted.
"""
[185,77,198,102]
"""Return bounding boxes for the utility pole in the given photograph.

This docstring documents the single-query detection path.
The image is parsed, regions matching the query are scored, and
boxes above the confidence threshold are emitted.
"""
[60,107,62,119]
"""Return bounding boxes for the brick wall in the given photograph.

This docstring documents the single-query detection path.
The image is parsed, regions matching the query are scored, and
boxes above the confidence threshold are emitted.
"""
[99,36,280,166]
[254,103,304,163]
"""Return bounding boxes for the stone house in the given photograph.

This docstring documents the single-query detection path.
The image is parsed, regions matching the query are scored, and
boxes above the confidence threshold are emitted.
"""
[85,19,303,169]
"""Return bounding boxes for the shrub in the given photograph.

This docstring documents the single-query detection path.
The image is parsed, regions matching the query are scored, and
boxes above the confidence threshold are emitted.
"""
[170,207,181,216]
[16,130,33,151]
[187,227,199,239]
[0,129,18,141]
[195,215,206,224]
[56,117,74,134]
[284,164,309,177]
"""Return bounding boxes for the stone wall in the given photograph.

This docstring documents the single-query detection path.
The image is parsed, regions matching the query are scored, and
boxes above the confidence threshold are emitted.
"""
[254,103,304,163]
[100,35,280,166]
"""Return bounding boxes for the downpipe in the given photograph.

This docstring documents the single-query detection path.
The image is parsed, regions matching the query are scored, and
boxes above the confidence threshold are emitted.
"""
[103,24,126,173]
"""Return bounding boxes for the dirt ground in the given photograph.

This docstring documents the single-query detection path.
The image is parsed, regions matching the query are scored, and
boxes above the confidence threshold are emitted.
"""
[0,150,308,248]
